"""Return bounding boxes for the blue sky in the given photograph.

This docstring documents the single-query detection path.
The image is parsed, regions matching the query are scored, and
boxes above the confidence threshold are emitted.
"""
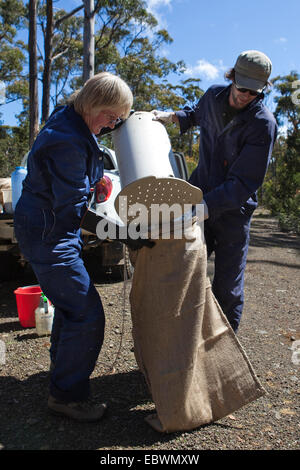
[1,0,300,126]
[149,0,299,95]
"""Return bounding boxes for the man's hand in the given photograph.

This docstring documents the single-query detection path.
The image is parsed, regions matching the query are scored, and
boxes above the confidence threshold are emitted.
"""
[191,200,209,221]
[151,110,175,124]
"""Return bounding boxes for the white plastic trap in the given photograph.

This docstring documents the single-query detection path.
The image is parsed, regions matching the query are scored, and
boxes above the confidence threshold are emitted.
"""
[113,111,203,235]
[113,111,175,188]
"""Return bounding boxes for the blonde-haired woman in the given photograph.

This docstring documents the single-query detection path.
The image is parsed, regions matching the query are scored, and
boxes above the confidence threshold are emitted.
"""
[14,72,133,422]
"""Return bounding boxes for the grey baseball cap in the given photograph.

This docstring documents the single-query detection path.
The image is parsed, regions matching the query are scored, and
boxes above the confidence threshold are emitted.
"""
[234,50,272,93]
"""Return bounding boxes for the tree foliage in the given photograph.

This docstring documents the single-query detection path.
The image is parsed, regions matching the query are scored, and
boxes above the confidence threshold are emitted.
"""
[0,124,29,177]
[0,0,198,168]
[263,72,300,233]
[0,0,27,113]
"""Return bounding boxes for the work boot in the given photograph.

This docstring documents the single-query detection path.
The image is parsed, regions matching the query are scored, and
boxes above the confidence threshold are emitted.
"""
[48,395,107,422]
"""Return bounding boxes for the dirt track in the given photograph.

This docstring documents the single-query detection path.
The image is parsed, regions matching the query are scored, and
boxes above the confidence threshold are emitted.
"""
[0,211,299,451]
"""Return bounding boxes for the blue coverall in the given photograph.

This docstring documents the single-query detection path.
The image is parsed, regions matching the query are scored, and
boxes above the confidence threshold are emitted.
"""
[176,85,277,331]
[14,104,105,402]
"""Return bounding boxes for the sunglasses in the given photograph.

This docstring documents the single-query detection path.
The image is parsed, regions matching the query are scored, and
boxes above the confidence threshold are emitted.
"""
[103,111,122,125]
[234,83,261,96]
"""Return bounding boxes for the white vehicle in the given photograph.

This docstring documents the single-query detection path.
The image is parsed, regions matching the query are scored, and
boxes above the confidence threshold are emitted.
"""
[80,144,131,278]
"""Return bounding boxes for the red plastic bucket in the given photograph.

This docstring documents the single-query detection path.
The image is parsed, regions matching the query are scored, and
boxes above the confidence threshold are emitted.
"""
[14,285,42,328]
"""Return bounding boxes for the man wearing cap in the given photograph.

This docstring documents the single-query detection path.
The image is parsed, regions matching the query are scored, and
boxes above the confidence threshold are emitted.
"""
[152,50,277,332]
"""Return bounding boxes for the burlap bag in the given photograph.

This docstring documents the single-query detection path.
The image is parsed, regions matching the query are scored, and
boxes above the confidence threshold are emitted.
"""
[129,222,265,433]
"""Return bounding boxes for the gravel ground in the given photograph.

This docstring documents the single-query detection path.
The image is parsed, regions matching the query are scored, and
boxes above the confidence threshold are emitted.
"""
[0,210,299,452]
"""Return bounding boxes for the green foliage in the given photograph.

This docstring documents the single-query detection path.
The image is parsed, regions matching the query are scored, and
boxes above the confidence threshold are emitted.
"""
[0,0,27,113]
[42,6,83,108]
[90,0,188,114]
[262,73,300,233]
[0,0,28,176]
[272,71,300,133]
[278,203,300,234]
[167,79,203,159]
[0,124,29,177]
[185,156,198,177]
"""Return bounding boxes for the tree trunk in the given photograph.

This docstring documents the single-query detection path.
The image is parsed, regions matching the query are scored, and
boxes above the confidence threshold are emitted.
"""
[29,0,39,147]
[83,0,95,84]
[41,0,54,123]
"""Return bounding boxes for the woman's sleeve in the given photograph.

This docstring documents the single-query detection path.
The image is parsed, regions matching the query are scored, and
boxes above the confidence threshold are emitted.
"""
[45,143,90,232]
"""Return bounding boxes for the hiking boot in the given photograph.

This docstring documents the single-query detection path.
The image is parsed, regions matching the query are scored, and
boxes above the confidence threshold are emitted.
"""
[48,395,107,422]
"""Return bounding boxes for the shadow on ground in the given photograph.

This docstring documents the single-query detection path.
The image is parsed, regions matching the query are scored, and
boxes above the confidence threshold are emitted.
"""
[0,368,227,450]
[250,221,300,252]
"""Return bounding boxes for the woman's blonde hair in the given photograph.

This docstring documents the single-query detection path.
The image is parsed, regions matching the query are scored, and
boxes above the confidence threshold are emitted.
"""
[68,72,133,118]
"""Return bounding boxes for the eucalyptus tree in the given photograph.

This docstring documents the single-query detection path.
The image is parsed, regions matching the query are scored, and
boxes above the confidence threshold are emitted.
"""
[38,0,84,122]
[263,72,300,231]
[28,0,38,145]
[0,0,27,115]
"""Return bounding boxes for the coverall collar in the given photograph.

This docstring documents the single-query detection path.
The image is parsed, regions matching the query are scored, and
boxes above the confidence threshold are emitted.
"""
[215,84,264,116]
[215,85,264,138]
[64,105,103,157]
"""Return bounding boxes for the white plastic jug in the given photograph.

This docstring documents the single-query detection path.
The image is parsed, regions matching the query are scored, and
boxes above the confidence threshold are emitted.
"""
[35,294,54,336]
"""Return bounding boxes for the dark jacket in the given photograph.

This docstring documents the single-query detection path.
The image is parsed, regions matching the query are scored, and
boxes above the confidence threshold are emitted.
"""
[19,105,104,238]
[176,84,277,222]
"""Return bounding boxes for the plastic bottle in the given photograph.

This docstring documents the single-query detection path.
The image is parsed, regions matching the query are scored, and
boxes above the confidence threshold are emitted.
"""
[35,293,54,336]
[11,166,27,211]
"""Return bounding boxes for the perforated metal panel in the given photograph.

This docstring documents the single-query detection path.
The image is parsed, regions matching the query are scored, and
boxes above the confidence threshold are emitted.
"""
[114,175,203,228]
